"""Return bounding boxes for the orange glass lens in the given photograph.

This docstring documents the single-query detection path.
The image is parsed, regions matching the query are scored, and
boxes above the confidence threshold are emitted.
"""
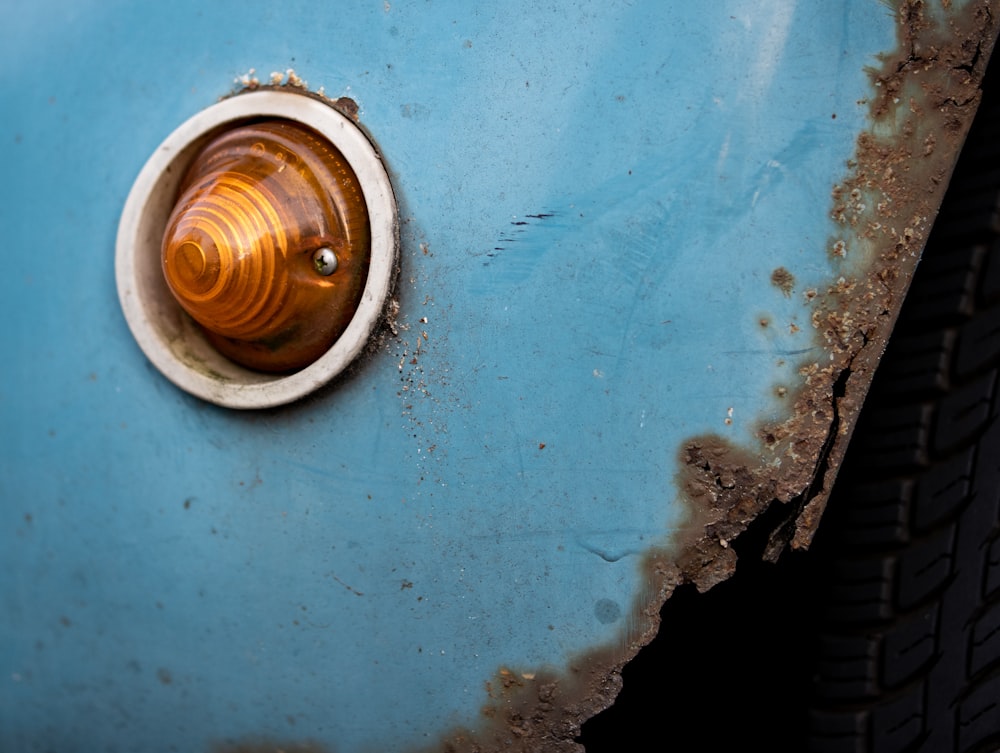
[162,119,371,372]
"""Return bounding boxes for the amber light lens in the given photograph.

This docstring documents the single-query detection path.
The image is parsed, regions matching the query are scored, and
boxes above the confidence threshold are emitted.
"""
[161,119,371,372]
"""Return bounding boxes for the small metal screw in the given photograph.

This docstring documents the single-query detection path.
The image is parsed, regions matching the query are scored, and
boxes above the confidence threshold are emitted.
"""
[313,247,338,275]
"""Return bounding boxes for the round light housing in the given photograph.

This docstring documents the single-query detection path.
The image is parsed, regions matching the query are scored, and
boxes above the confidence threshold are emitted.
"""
[116,90,397,408]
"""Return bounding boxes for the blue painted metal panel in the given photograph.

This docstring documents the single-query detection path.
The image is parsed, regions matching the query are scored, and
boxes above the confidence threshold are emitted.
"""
[0,2,989,751]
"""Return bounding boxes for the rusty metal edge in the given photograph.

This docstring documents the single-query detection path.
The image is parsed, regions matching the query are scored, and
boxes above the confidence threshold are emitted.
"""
[212,3,999,752]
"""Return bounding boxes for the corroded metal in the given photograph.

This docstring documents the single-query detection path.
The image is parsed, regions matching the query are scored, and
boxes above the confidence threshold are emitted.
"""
[420,4,998,750]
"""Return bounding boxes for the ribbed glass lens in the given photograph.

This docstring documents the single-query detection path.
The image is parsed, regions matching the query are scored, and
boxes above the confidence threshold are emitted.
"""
[162,119,371,372]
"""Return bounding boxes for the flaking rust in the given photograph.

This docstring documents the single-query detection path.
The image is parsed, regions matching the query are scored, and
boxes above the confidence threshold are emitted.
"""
[227,67,363,124]
[424,3,998,752]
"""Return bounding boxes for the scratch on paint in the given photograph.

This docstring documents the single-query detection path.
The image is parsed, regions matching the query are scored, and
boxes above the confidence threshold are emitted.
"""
[329,573,364,597]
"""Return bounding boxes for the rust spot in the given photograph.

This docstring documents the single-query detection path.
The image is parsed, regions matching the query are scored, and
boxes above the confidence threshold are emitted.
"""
[157,668,172,685]
[335,96,360,120]
[770,266,795,295]
[426,662,621,753]
[225,69,364,129]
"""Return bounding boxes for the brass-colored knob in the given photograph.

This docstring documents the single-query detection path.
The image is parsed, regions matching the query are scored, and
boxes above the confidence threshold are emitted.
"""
[162,119,371,372]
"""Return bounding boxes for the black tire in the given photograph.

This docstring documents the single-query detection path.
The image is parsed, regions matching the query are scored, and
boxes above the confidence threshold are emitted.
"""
[806,58,1000,753]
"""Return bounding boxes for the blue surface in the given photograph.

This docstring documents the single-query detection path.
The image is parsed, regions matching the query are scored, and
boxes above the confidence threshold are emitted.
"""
[2,2,900,750]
